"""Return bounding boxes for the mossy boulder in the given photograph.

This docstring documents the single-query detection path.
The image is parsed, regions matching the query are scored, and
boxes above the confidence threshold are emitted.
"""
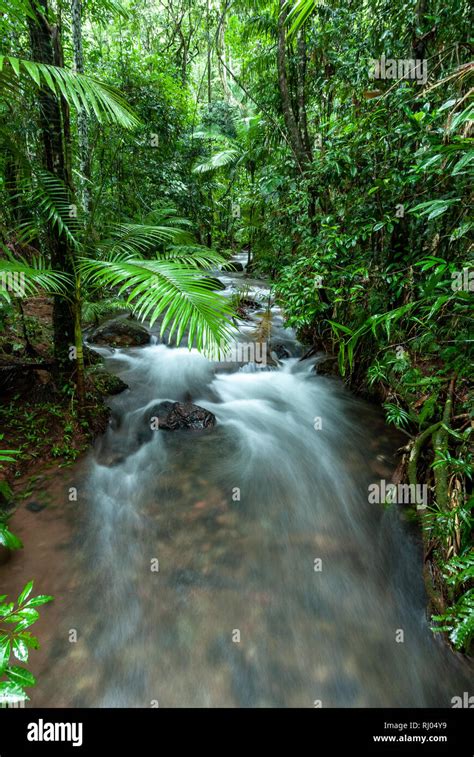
[89,317,150,347]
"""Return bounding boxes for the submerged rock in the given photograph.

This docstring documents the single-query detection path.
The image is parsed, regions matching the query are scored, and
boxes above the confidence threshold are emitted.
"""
[95,400,216,466]
[89,317,150,347]
[26,501,46,513]
[146,401,216,432]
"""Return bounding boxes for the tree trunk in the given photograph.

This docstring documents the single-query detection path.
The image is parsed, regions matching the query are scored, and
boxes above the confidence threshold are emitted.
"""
[71,0,91,214]
[28,1,83,405]
[277,2,318,228]
[277,1,308,172]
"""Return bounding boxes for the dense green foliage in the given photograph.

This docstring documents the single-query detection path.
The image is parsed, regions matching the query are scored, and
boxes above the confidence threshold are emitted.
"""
[0,580,53,704]
[0,0,472,659]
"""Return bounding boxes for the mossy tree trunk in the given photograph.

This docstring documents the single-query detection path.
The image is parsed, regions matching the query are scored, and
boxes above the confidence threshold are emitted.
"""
[28,0,85,410]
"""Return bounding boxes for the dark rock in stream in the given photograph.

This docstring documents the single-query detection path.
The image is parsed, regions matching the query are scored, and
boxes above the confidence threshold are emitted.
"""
[95,401,215,466]
[238,298,260,311]
[314,356,340,377]
[268,341,292,360]
[88,317,150,347]
[89,369,129,396]
[83,345,102,366]
[146,401,216,432]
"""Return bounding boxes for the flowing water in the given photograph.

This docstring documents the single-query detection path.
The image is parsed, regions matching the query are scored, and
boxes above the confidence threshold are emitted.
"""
[25,259,472,707]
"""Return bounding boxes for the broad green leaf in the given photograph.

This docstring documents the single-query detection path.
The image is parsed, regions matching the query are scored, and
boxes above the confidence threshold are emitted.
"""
[26,594,54,608]
[12,638,29,663]
[0,637,11,674]
[0,681,28,704]
[5,665,36,688]
[8,57,20,77]
[18,581,34,606]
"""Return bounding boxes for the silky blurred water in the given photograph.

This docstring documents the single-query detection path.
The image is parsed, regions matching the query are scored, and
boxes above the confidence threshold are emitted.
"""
[32,270,472,708]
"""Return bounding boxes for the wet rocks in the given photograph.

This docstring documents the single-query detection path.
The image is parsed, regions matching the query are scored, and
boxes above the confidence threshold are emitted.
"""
[269,341,292,360]
[88,317,150,347]
[95,401,216,467]
[83,345,102,366]
[238,298,260,311]
[90,369,129,396]
[314,356,339,377]
[146,401,216,432]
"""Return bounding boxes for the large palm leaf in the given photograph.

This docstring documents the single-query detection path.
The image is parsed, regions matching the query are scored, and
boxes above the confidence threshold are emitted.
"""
[192,115,266,175]
[96,223,191,257]
[0,56,139,128]
[16,169,82,249]
[0,252,71,302]
[78,255,236,355]
[4,174,236,354]
[283,0,324,37]
[163,245,226,268]
[193,149,240,175]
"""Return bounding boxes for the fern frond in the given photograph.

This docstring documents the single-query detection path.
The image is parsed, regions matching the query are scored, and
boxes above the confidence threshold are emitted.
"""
[432,589,474,652]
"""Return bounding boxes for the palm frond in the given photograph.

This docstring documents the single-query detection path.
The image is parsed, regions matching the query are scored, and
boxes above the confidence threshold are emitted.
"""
[163,245,227,268]
[143,206,194,230]
[96,223,190,257]
[78,256,236,354]
[284,0,324,37]
[0,251,71,302]
[82,297,130,325]
[191,128,230,143]
[17,170,81,249]
[0,56,139,128]
[90,0,131,20]
[193,149,240,174]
